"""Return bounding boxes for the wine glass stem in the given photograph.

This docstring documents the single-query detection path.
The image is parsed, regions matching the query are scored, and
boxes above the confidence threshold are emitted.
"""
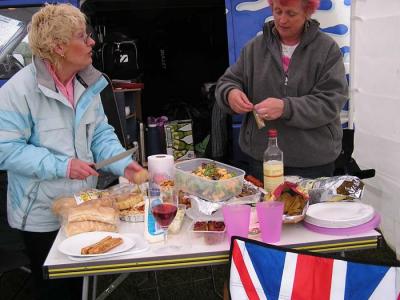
[163,228,168,245]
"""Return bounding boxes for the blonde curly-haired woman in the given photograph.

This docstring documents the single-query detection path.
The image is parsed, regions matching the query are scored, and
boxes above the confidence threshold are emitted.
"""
[0,4,146,299]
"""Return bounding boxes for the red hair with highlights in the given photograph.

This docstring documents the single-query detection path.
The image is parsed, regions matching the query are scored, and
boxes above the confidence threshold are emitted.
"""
[267,0,320,15]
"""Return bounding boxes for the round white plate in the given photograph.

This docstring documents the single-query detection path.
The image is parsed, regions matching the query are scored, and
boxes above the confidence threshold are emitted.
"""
[58,232,135,257]
[305,202,375,228]
[186,207,223,221]
[66,233,149,262]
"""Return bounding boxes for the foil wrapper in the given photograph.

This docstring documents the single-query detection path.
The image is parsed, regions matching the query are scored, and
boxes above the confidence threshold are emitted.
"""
[192,180,262,216]
[298,175,364,204]
[186,179,263,217]
[192,196,223,216]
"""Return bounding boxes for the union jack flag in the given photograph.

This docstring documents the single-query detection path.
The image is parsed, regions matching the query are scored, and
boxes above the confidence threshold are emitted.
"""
[229,238,400,300]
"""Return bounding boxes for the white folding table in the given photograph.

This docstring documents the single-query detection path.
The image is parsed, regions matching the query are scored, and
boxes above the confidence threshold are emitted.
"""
[44,219,381,300]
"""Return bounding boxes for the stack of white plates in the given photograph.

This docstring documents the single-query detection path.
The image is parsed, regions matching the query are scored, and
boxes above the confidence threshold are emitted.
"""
[305,202,375,229]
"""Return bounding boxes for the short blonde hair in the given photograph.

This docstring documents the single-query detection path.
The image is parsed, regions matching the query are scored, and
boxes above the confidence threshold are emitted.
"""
[28,3,86,68]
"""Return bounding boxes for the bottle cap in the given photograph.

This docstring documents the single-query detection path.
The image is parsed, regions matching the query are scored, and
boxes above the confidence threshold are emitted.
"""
[267,129,278,137]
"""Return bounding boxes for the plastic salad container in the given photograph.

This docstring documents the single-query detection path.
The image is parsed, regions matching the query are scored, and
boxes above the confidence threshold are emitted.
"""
[175,158,245,202]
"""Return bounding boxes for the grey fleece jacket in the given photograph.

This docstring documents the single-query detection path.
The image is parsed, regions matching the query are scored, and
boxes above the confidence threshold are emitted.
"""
[215,19,348,167]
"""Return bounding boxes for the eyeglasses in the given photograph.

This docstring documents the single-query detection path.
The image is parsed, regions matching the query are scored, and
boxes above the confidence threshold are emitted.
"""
[82,32,93,44]
[74,32,93,44]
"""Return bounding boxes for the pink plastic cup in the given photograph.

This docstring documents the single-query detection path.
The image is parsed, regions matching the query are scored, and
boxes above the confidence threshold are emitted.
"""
[249,206,260,234]
[222,204,251,239]
[256,201,284,243]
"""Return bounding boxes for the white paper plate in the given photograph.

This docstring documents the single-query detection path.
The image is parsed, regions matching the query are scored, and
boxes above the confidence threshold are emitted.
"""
[305,202,375,228]
[58,232,135,257]
[66,233,148,262]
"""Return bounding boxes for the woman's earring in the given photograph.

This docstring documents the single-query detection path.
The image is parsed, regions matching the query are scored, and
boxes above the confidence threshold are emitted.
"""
[60,53,65,58]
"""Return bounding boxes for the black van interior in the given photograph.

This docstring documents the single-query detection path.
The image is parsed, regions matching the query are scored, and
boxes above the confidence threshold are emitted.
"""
[81,0,228,121]
[80,0,231,165]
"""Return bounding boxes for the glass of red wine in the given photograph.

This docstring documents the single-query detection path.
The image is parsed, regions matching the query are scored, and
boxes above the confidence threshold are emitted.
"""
[151,187,178,250]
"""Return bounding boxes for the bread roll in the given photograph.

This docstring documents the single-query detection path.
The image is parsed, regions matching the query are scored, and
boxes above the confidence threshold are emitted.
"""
[65,221,117,237]
[115,193,143,210]
[132,169,149,184]
[80,196,116,209]
[67,205,118,224]
[52,197,77,216]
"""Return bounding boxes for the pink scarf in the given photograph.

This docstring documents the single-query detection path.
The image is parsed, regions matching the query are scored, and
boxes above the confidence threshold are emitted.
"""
[44,61,75,108]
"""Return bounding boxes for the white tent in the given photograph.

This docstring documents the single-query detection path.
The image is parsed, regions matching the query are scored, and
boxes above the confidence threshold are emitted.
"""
[351,0,400,259]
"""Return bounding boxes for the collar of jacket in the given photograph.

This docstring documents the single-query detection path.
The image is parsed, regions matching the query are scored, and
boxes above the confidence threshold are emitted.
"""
[33,56,103,93]
[263,18,320,48]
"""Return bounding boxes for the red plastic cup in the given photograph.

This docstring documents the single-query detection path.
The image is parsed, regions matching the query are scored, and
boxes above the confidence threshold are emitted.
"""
[256,201,284,243]
[222,204,251,239]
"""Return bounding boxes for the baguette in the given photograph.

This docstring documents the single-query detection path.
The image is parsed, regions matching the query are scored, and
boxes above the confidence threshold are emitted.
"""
[52,197,77,216]
[67,206,117,224]
[65,221,117,236]
[82,237,123,255]
[81,236,112,255]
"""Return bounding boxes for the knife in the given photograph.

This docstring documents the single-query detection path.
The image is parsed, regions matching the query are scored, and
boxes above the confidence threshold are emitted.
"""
[93,147,136,170]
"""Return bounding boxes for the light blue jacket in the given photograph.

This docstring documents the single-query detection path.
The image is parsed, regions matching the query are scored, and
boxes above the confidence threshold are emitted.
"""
[0,57,132,232]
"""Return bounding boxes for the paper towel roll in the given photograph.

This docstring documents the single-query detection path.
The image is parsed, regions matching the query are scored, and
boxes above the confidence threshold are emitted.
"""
[147,154,175,185]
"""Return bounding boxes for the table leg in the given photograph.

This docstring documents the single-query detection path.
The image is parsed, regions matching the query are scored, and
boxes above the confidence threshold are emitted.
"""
[211,266,223,299]
[153,271,161,300]
[96,273,130,300]
[92,275,98,300]
[82,276,90,300]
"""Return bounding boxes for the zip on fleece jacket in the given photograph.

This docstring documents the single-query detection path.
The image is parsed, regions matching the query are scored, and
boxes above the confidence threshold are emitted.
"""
[0,58,133,232]
[214,19,349,167]
[19,76,109,230]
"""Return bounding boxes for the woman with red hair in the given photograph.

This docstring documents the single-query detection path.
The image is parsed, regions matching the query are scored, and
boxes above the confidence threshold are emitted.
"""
[268,0,320,14]
[215,0,348,180]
